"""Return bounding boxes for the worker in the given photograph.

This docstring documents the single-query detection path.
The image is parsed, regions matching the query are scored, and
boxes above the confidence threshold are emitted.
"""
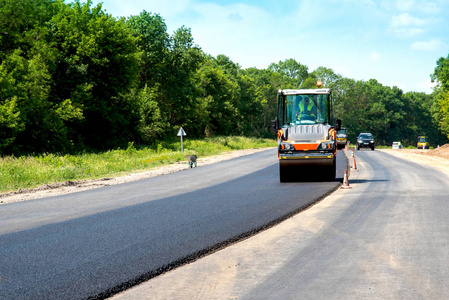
[296,96,317,120]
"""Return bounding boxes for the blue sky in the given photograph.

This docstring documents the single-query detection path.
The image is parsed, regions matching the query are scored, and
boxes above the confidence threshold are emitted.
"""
[91,0,449,94]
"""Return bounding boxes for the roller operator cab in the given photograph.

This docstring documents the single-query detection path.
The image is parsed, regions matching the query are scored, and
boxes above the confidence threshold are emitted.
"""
[417,136,429,149]
[336,127,348,150]
[271,88,341,182]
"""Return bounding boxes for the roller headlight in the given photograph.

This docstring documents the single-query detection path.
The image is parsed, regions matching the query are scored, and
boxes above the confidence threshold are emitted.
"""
[318,141,334,150]
[280,142,295,151]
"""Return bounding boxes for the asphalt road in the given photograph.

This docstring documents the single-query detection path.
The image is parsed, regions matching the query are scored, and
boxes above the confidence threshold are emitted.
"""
[0,149,345,300]
[112,149,449,300]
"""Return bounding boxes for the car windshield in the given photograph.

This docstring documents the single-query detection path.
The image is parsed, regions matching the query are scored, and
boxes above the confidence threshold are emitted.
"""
[359,134,372,139]
[281,93,330,126]
[337,129,346,135]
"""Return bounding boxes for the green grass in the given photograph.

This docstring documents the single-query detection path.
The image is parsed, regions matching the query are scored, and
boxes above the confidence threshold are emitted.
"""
[0,136,276,193]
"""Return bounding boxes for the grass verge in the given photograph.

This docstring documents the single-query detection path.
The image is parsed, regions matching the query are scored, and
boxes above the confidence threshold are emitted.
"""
[0,136,276,194]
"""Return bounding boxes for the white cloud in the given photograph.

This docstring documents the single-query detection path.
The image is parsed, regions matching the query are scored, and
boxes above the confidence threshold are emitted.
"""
[391,13,426,27]
[421,2,440,14]
[389,13,429,37]
[391,27,424,37]
[184,2,278,68]
[411,39,446,51]
[369,52,381,60]
[227,13,243,22]
[395,0,414,11]
[418,78,437,93]
[393,0,441,14]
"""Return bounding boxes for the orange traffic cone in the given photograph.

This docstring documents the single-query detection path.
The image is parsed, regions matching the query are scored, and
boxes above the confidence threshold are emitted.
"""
[351,150,354,158]
[344,143,348,151]
[341,170,351,189]
[352,156,357,170]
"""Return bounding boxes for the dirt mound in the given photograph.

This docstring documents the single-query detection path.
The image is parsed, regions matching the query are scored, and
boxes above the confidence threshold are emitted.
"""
[427,144,449,159]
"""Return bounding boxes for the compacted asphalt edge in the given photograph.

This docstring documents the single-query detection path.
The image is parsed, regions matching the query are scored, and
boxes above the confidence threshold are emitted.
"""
[91,151,348,300]
[92,185,342,300]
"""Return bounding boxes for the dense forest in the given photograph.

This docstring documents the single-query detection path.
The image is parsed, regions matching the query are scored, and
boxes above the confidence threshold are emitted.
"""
[1,0,448,155]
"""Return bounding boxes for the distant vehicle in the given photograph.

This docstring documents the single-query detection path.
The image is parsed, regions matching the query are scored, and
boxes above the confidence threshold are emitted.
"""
[336,127,347,150]
[357,133,375,150]
[392,141,402,149]
[417,136,429,149]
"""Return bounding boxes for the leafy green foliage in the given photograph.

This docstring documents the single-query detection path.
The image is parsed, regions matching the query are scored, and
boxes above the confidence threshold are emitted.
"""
[0,0,54,61]
[268,58,308,88]
[195,59,239,136]
[432,53,449,140]
[333,77,445,146]
[49,0,141,150]
[136,85,165,142]
[127,12,204,139]
[0,97,23,149]
[312,66,342,89]
[126,11,168,88]
[0,0,447,156]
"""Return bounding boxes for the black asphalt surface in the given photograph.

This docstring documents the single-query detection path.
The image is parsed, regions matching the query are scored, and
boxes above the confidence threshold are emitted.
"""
[0,149,346,299]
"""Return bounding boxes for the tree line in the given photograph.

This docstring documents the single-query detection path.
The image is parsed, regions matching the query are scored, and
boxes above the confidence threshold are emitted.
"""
[0,0,448,155]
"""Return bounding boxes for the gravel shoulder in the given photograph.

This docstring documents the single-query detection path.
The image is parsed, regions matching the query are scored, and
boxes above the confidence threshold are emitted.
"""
[0,148,271,205]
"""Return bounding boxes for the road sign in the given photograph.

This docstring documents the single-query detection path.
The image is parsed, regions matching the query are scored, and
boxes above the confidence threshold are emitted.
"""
[177,127,186,137]
[177,127,186,152]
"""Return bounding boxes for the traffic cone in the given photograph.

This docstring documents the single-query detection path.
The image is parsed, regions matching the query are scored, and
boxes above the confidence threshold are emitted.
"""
[352,156,357,170]
[351,150,354,158]
[341,170,351,189]
[344,143,348,151]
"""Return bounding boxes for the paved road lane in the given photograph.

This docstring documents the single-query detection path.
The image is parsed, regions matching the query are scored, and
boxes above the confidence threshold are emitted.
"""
[0,149,345,300]
[112,149,449,300]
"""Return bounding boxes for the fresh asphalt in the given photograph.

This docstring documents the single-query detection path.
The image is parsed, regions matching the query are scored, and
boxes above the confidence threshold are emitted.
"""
[0,149,346,300]
[112,149,449,300]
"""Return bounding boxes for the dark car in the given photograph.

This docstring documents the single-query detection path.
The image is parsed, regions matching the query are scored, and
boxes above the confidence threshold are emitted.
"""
[357,133,375,150]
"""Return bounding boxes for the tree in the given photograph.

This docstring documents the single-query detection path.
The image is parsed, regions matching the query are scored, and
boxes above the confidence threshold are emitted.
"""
[0,97,23,151]
[127,11,169,141]
[311,66,342,89]
[127,11,169,88]
[332,78,370,143]
[195,60,239,136]
[432,55,449,91]
[403,92,444,146]
[300,75,319,89]
[159,25,203,134]
[50,0,141,150]
[268,58,308,88]
[0,0,54,62]
[242,67,278,137]
[0,48,77,154]
[136,85,165,142]
[128,12,204,137]
[431,52,449,140]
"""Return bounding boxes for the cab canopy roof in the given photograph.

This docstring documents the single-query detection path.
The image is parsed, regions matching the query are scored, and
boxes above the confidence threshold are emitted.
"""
[278,88,331,95]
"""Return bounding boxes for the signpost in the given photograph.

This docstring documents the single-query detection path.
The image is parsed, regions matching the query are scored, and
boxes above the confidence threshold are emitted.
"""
[177,127,186,152]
